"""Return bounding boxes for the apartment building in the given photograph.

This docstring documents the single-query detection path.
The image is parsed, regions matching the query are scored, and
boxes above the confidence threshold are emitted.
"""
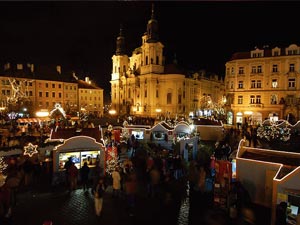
[77,77,104,118]
[110,6,225,118]
[0,63,103,118]
[225,44,300,126]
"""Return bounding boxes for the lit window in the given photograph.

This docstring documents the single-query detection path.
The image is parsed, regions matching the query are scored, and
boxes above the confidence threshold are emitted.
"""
[257,80,262,88]
[238,81,243,89]
[238,96,243,104]
[288,78,296,88]
[256,95,261,104]
[272,79,278,88]
[257,65,262,73]
[271,95,278,104]
[238,67,244,75]
[289,64,295,72]
[250,95,255,104]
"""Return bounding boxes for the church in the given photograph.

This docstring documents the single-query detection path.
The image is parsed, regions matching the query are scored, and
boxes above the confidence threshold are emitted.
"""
[110,5,225,119]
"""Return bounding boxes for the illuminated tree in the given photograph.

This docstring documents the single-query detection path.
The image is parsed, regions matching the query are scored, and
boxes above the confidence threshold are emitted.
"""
[257,122,291,142]
[105,147,120,175]
[199,95,226,118]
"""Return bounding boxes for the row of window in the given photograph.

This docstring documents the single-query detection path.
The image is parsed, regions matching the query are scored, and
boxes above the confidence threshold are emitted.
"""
[238,95,261,104]
[229,63,297,75]
[80,96,101,101]
[237,94,298,105]
[38,102,77,108]
[113,55,160,74]
[1,79,78,90]
[230,78,296,89]
[251,46,300,58]
[237,95,281,105]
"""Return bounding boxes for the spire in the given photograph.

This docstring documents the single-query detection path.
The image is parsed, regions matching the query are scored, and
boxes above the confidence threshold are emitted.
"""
[151,3,155,20]
[116,24,126,55]
[173,53,178,65]
[146,3,159,43]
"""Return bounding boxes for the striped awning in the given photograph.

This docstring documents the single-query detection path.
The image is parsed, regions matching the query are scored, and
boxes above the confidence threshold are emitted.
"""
[17,117,50,123]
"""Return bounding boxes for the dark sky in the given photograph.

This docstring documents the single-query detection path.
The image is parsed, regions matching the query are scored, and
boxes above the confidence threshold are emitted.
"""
[0,1,300,100]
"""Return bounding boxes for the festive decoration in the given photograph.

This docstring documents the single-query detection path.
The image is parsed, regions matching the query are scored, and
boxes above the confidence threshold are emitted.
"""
[0,156,8,174]
[49,103,66,119]
[105,146,120,175]
[257,122,291,142]
[24,143,38,157]
[7,78,31,104]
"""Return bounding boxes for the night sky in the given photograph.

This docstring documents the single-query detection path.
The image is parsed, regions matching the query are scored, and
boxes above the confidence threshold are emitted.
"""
[0,1,300,100]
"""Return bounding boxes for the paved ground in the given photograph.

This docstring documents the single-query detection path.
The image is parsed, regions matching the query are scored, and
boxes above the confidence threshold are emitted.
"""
[0,178,271,225]
[0,177,186,225]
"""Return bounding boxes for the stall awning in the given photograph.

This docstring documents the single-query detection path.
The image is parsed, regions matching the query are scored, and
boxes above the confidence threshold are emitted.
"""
[17,117,50,123]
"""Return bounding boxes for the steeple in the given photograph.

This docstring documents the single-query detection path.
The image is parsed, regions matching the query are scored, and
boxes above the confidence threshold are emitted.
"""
[146,3,159,43]
[116,24,126,55]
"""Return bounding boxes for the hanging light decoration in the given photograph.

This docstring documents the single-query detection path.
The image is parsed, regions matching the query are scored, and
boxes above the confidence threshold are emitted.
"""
[24,143,38,157]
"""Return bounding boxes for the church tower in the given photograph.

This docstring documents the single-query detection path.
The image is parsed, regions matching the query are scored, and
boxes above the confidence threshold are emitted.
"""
[111,25,130,114]
[111,24,129,81]
[140,4,164,75]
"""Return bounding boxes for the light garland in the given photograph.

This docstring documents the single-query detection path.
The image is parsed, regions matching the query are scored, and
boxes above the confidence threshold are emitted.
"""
[257,123,291,142]
[0,156,8,174]
[105,149,120,175]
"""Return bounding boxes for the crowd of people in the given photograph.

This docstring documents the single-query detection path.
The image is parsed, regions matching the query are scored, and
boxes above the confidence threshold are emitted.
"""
[0,117,270,225]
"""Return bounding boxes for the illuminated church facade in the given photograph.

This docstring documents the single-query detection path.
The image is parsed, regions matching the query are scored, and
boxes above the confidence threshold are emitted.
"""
[110,6,225,118]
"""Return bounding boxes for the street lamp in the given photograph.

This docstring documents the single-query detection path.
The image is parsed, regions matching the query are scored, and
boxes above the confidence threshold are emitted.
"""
[109,109,116,116]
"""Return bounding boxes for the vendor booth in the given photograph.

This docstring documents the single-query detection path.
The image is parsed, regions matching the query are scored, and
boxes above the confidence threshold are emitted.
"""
[52,136,106,184]
[236,139,300,225]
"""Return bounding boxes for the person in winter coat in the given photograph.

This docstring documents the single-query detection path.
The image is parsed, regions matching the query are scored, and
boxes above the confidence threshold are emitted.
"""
[94,178,106,216]
[68,162,78,191]
[111,167,121,198]
[80,162,90,191]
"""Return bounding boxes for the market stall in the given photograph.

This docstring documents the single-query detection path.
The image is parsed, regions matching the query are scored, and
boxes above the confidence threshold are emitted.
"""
[52,136,106,184]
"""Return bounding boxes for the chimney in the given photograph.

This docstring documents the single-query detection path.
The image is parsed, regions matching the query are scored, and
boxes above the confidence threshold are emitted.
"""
[56,65,61,74]
[4,63,10,71]
[85,77,91,84]
[30,64,34,73]
[17,64,23,70]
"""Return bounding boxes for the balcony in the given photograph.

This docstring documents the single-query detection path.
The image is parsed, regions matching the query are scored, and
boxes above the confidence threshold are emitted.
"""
[249,103,263,108]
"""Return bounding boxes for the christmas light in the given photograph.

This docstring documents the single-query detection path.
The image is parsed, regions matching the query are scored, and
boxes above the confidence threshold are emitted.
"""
[105,147,120,175]
[24,143,38,157]
[0,156,8,174]
[257,121,291,142]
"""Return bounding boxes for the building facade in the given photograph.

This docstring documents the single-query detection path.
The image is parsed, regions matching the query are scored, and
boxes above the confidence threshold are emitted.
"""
[0,63,103,118]
[110,6,225,119]
[77,77,104,118]
[225,44,300,125]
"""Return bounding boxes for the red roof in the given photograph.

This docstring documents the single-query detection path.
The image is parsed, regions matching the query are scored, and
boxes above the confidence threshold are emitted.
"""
[50,127,102,142]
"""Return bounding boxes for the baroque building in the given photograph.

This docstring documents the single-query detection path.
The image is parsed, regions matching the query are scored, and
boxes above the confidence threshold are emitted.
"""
[110,6,225,118]
[225,44,300,125]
